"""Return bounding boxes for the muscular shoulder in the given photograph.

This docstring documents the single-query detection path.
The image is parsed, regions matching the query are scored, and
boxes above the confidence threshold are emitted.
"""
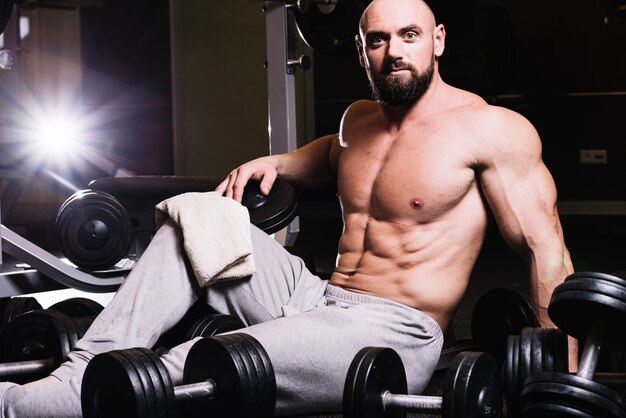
[460,102,543,167]
[338,100,380,147]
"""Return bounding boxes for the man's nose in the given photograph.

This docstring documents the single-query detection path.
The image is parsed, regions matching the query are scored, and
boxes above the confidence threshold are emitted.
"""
[386,37,404,60]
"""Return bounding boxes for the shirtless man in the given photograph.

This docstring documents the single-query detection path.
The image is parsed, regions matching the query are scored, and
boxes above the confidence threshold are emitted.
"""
[0,0,573,416]
[219,0,572,333]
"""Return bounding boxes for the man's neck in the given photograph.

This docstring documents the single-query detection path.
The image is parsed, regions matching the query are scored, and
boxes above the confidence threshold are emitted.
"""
[380,74,446,131]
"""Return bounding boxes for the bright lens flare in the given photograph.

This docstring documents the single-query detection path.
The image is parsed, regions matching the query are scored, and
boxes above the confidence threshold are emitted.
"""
[31,114,83,157]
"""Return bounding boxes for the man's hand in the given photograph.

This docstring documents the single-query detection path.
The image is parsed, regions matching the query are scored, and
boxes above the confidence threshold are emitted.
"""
[215,158,278,202]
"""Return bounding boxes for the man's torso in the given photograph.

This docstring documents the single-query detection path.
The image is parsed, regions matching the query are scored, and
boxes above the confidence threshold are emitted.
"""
[329,92,496,330]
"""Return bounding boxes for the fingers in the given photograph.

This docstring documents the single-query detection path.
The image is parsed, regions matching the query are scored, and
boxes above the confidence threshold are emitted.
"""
[215,164,278,202]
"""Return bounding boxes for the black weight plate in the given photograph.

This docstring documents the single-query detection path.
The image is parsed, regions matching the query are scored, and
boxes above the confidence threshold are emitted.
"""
[122,349,176,418]
[212,334,256,418]
[0,0,13,37]
[228,333,276,418]
[242,334,277,417]
[511,334,519,415]
[531,328,544,378]
[541,328,555,373]
[2,297,43,328]
[46,318,77,368]
[244,179,297,235]
[503,335,519,417]
[152,300,214,352]
[82,349,149,418]
[294,0,372,56]
[56,189,133,270]
[566,271,626,289]
[0,309,67,363]
[557,278,626,305]
[553,328,569,374]
[216,334,267,418]
[183,336,251,418]
[0,297,10,330]
[549,287,626,349]
[343,346,406,418]
[185,313,245,340]
[519,328,533,398]
[443,351,502,418]
[46,316,94,368]
[118,349,159,418]
[523,403,594,418]
[521,372,626,418]
[471,288,537,365]
[49,298,104,317]
[140,348,177,418]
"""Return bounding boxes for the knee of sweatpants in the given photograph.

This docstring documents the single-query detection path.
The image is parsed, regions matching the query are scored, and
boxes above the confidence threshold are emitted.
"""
[0,379,82,418]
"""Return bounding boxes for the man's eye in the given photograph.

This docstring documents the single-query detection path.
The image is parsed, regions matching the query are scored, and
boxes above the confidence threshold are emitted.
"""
[405,32,417,40]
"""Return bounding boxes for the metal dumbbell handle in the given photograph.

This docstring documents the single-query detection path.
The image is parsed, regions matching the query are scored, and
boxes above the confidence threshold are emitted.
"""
[173,379,216,402]
[577,324,603,380]
[382,391,442,412]
[0,358,55,380]
[574,323,626,389]
[382,391,496,416]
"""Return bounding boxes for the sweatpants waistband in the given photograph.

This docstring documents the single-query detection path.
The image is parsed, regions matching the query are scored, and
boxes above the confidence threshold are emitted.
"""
[323,284,443,338]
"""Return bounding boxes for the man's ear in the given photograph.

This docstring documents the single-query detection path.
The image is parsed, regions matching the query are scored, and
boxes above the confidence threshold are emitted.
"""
[433,24,446,57]
[355,35,366,67]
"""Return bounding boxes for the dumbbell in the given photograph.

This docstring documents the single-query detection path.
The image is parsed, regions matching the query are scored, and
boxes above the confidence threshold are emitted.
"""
[0,296,102,332]
[0,310,94,383]
[343,347,502,418]
[81,333,276,418]
[471,288,537,365]
[504,327,626,417]
[1,296,43,330]
[154,311,245,356]
[520,272,626,418]
[48,297,104,317]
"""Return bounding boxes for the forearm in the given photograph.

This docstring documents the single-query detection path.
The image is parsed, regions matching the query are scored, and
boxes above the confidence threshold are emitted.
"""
[272,134,337,188]
[528,241,573,328]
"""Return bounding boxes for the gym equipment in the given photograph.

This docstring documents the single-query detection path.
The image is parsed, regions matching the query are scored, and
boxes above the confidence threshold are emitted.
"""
[343,347,502,418]
[471,288,537,365]
[0,311,93,383]
[184,312,245,341]
[55,176,298,271]
[504,327,626,417]
[294,0,371,56]
[55,189,133,271]
[1,296,42,329]
[503,327,568,417]
[154,311,245,356]
[48,297,104,317]
[520,271,626,418]
[81,333,276,418]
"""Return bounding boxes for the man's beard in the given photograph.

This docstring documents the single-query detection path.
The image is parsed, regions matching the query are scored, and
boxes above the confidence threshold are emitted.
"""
[367,56,435,106]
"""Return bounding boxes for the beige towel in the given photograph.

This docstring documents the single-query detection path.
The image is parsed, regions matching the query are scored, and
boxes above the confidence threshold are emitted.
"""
[155,191,255,287]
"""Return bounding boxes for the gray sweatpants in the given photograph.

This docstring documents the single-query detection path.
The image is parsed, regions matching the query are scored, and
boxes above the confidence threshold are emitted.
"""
[0,219,443,417]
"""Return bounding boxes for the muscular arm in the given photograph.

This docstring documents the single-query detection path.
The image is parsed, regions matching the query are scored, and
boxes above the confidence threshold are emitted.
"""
[477,108,574,328]
[216,134,340,201]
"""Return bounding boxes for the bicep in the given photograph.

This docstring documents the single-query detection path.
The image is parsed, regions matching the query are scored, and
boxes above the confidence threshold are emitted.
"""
[478,124,562,257]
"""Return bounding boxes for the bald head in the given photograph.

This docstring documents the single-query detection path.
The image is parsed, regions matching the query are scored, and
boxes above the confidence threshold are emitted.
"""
[359,0,436,37]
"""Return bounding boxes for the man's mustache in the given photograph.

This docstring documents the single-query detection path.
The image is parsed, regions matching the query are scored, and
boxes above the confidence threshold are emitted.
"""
[382,60,414,74]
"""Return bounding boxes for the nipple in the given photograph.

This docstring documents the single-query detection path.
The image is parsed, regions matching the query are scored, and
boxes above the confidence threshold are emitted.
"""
[410,198,424,209]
